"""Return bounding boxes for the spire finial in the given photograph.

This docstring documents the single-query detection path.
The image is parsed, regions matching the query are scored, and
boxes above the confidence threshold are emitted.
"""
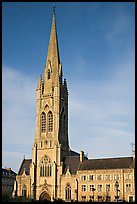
[53,2,56,19]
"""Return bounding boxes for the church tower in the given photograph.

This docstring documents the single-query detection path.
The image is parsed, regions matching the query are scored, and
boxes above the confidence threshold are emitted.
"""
[30,10,69,200]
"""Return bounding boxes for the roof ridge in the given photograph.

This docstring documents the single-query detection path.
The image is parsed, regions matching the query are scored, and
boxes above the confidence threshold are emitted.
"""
[87,156,132,161]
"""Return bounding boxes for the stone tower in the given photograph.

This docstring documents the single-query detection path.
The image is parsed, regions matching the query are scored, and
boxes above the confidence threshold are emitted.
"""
[30,11,69,200]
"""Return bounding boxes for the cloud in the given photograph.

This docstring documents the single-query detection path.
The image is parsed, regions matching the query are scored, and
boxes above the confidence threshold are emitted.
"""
[2,65,37,172]
[2,58,134,173]
[68,60,135,158]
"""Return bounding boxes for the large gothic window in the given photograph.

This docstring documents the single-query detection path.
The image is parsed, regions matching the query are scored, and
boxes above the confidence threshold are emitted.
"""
[48,111,53,132]
[40,155,52,177]
[41,112,46,133]
[22,185,27,197]
[65,184,71,201]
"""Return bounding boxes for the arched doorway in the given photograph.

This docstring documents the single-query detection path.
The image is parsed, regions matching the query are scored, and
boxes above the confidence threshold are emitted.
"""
[39,191,51,201]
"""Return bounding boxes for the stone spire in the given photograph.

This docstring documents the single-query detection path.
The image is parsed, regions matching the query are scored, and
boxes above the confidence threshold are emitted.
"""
[45,10,60,68]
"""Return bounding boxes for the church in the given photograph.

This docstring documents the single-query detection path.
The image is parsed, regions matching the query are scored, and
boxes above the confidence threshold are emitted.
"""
[13,10,135,202]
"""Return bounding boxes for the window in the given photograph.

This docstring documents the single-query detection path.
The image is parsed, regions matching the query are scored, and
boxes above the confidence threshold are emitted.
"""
[89,196,94,202]
[114,183,120,192]
[97,175,102,180]
[47,69,50,80]
[81,185,86,192]
[22,185,27,197]
[81,175,86,181]
[49,141,52,148]
[98,196,102,202]
[105,174,111,181]
[81,196,86,201]
[41,112,46,133]
[48,111,53,132]
[97,184,102,192]
[89,184,95,192]
[129,196,133,202]
[40,155,52,177]
[126,184,131,192]
[114,174,119,180]
[106,184,111,192]
[106,196,111,202]
[126,174,131,180]
[89,175,94,180]
[40,141,43,148]
[65,184,71,201]
[45,140,48,145]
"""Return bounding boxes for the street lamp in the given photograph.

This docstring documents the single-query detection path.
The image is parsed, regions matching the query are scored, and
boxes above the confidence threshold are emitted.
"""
[115,181,119,202]
[92,187,96,202]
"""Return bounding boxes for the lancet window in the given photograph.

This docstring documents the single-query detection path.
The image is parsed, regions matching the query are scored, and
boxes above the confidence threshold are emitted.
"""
[48,111,53,132]
[22,185,27,197]
[48,69,50,80]
[41,112,46,133]
[65,183,71,201]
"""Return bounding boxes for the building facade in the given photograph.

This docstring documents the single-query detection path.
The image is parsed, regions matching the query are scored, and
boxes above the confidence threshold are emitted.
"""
[13,11,135,202]
[2,168,16,198]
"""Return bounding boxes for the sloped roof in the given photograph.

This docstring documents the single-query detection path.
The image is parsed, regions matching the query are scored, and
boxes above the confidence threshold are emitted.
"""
[18,159,32,175]
[63,156,80,174]
[2,168,17,176]
[79,157,134,170]
[70,150,80,157]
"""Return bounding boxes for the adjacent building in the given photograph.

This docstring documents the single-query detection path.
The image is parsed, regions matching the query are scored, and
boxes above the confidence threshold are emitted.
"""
[13,10,135,202]
[2,168,17,198]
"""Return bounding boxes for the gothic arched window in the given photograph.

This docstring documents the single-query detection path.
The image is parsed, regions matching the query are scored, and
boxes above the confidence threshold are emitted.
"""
[40,155,52,177]
[48,111,53,132]
[22,185,27,197]
[41,112,46,133]
[65,184,71,201]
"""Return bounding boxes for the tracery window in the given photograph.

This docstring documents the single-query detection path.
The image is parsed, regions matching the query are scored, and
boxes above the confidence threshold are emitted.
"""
[48,111,53,132]
[22,185,27,197]
[65,184,71,201]
[40,155,52,177]
[41,112,46,133]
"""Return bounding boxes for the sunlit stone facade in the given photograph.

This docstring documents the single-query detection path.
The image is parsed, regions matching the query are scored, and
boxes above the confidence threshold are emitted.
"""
[13,11,135,202]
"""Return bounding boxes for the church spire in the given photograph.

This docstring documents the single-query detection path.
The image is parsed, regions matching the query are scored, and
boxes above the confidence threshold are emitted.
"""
[45,6,60,68]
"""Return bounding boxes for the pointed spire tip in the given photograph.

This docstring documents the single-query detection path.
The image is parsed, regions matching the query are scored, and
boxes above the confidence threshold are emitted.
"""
[53,3,56,19]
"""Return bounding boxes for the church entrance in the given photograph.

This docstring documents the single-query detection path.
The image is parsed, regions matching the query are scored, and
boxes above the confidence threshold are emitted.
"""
[39,191,51,201]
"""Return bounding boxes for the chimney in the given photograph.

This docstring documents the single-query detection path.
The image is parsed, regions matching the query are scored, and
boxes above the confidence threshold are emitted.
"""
[80,150,84,163]
[6,168,11,171]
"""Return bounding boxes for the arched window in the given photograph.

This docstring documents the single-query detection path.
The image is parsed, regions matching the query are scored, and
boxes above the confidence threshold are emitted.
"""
[40,155,52,177]
[22,185,27,197]
[65,184,71,201]
[41,112,46,133]
[48,111,53,132]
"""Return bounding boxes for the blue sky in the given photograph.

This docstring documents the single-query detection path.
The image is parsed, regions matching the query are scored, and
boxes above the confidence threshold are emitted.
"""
[2,2,135,173]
